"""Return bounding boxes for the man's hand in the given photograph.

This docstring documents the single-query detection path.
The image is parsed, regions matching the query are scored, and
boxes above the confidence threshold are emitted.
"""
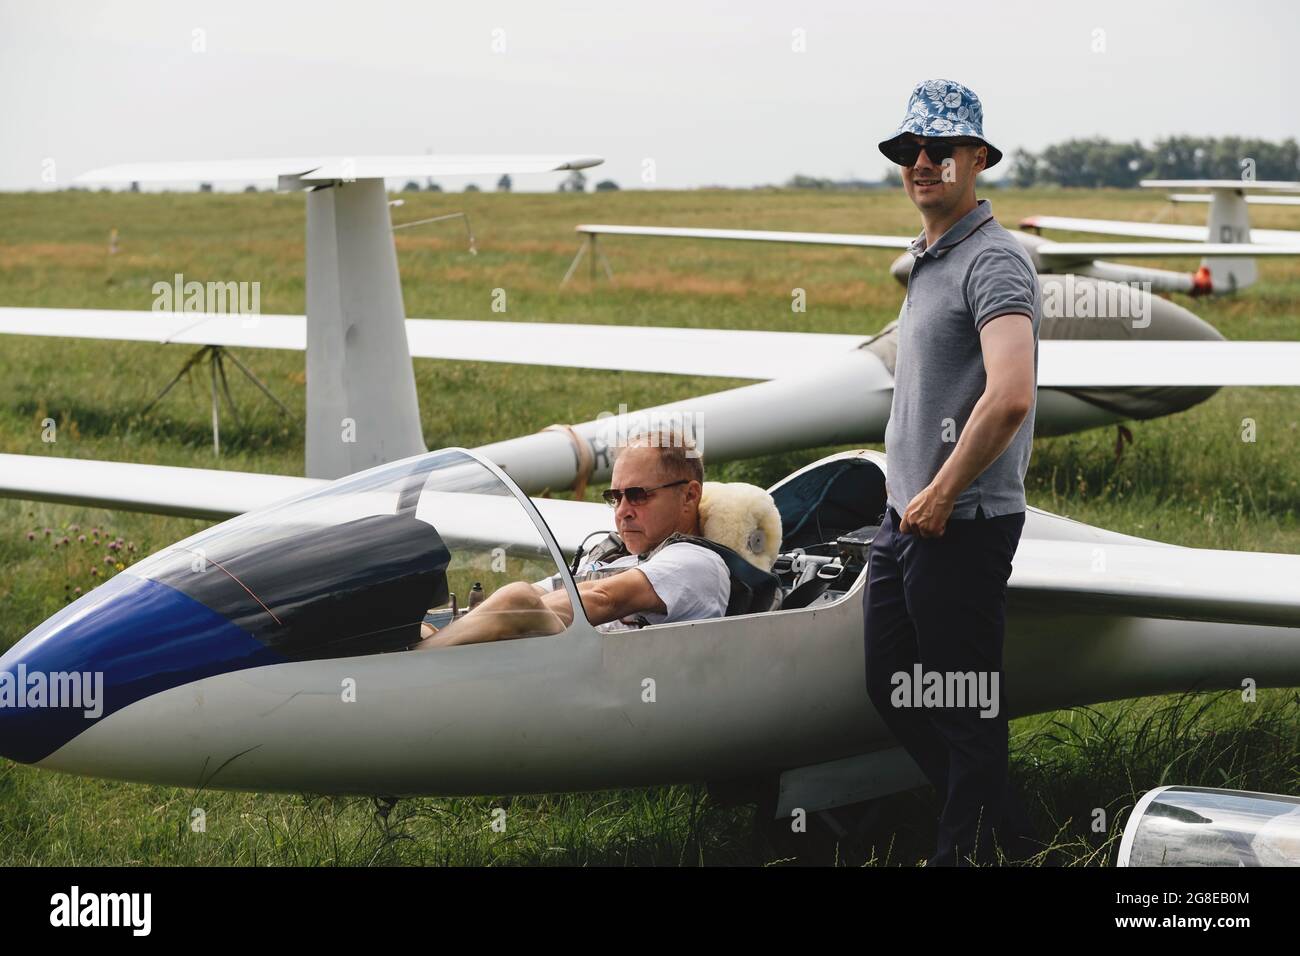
[899,481,955,538]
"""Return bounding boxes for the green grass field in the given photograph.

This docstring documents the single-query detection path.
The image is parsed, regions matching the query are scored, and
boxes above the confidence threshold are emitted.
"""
[1,186,1298,865]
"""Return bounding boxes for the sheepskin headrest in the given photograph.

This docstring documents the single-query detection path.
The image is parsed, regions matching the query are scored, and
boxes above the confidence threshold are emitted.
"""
[698,481,782,571]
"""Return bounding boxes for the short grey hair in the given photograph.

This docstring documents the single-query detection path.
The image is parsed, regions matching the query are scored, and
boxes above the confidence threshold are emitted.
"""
[618,427,704,485]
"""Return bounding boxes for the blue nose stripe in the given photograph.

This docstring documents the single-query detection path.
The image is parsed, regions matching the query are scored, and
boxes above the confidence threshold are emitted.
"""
[0,574,285,764]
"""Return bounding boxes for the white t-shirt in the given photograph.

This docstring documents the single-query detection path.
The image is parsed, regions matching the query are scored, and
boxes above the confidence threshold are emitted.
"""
[538,542,731,633]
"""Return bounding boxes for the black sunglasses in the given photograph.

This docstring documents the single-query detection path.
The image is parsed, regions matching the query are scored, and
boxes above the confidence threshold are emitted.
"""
[883,138,980,167]
[601,479,689,507]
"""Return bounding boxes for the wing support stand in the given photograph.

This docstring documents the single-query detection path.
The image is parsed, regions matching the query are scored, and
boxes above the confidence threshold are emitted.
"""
[391,210,478,255]
[559,233,615,287]
[141,344,294,457]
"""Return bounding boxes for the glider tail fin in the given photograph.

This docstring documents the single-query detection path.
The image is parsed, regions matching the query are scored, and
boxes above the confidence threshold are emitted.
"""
[305,178,426,479]
[1202,187,1257,292]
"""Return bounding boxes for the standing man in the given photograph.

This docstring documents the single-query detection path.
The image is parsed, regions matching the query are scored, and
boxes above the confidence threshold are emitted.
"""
[864,79,1041,866]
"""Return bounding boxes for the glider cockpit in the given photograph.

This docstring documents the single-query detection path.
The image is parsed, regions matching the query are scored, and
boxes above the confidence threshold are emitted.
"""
[121,447,891,660]
[766,453,887,612]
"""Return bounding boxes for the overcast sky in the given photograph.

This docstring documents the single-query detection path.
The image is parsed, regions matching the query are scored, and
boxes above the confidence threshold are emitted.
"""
[2,0,1296,191]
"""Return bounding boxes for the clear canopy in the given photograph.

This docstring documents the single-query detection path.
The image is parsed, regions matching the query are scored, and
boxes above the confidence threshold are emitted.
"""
[130,449,577,658]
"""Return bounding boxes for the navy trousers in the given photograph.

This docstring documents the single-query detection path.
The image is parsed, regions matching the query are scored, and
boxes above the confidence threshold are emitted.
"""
[863,504,1034,866]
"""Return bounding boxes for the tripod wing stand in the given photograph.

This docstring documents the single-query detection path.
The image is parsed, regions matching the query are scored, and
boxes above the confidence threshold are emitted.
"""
[142,345,295,456]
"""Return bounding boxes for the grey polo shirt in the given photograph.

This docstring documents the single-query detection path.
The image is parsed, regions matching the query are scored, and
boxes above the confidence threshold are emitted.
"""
[883,198,1040,519]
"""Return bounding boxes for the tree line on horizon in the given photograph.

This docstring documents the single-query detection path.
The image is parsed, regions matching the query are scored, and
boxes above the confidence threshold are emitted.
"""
[1006,136,1300,188]
[785,136,1300,190]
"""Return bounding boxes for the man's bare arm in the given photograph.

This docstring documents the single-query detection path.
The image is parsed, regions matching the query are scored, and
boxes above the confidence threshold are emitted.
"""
[932,313,1035,497]
[415,564,672,648]
[900,313,1035,535]
[574,569,667,627]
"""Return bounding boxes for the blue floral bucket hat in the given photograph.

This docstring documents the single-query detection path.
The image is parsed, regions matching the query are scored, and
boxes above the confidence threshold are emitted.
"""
[879,78,1002,169]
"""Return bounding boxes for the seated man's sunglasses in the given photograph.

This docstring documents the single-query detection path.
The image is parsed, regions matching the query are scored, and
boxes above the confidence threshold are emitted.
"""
[601,479,689,506]
[883,137,981,167]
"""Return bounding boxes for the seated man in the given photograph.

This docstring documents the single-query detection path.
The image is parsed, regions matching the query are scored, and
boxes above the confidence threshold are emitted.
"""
[414,429,730,648]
